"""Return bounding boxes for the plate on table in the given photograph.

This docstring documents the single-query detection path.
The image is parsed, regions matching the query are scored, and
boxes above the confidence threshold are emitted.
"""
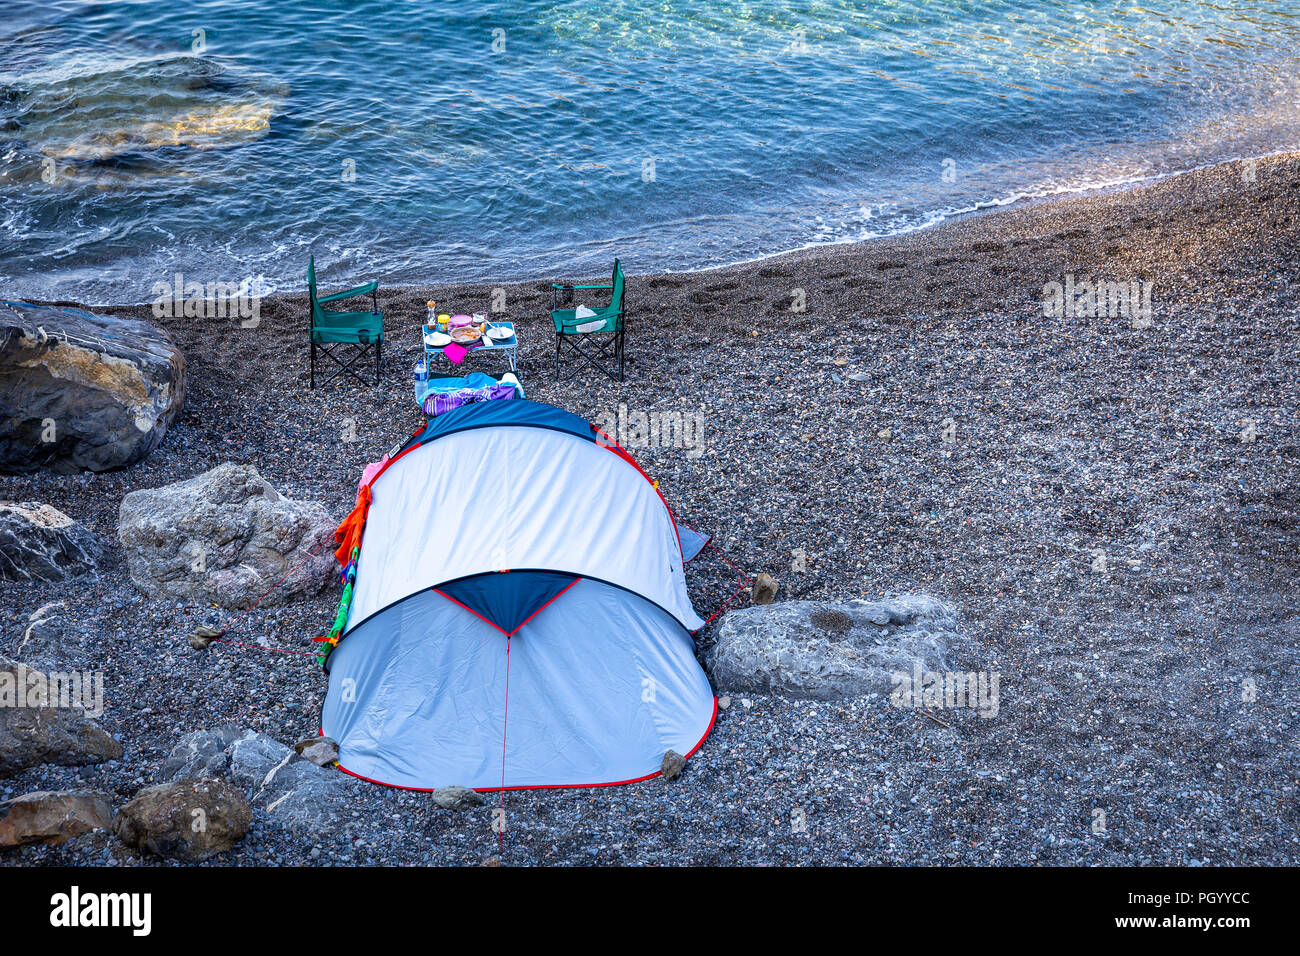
[486,326,514,341]
[425,331,451,347]
[449,326,482,344]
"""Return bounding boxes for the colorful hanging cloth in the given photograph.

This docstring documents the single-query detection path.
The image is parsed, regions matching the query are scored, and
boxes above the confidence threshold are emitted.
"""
[333,483,372,569]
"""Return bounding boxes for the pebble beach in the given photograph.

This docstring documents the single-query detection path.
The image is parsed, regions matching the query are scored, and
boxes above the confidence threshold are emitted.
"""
[2,152,1297,866]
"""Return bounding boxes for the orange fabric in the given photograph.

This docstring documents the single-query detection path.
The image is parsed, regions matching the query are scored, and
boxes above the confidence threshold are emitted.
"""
[333,484,373,568]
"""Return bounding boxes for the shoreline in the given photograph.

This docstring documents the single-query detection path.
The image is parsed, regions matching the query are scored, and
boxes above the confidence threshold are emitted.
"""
[11,147,1296,313]
[678,143,1300,285]
[2,150,1296,866]
[178,148,1300,351]
[36,148,1290,322]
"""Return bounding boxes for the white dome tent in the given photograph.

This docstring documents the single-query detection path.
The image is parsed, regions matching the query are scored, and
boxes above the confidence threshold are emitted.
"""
[320,399,717,791]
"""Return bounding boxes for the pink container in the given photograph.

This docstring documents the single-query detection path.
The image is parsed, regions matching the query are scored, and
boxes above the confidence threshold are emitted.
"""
[449,314,473,329]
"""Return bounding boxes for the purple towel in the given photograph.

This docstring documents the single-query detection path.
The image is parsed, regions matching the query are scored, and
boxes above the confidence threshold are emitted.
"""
[422,383,516,417]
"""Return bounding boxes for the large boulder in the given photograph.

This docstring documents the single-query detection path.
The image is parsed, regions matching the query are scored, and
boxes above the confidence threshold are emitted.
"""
[160,724,250,780]
[0,501,102,582]
[162,727,354,834]
[0,301,185,473]
[0,656,122,776]
[0,789,114,848]
[112,777,250,862]
[706,595,963,700]
[117,463,336,607]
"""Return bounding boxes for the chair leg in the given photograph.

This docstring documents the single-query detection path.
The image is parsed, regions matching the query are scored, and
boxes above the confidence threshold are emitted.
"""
[618,326,625,381]
[564,333,619,382]
[315,342,379,388]
[555,333,561,381]
[310,341,316,390]
[375,338,381,386]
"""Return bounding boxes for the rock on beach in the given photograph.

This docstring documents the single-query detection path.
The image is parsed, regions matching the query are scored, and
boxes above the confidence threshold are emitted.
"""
[117,463,337,608]
[0,301,185,473]
[163,727,354,834]
[706,595,964,699]
[0,501,102,583]
[0,656,122,776]
[112,776,251,862]
[0,789,114,848]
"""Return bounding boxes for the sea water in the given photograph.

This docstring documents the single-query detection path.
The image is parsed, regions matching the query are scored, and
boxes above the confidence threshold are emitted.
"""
[2,0,1298,302]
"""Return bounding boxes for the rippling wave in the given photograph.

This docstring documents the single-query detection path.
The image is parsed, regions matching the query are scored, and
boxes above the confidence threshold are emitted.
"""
[1,0,1297,302]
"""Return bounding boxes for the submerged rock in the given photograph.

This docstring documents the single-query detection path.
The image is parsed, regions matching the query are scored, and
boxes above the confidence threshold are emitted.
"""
[113,777,250,862]
[0,501,102,582]
[0,789,114,848]
[706,595,963,700]
[0,301,185,473]
[117,463,336,608]
[16,50,286,164]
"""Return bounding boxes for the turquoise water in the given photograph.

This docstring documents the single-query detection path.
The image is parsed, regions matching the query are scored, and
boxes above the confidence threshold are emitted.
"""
[2,0,1298,302]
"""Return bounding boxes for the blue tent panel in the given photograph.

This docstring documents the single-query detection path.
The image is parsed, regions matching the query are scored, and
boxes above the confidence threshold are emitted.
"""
[321,578,716,790]
[436,570,580,635]
[678,524,711,562]
[405,399,594,454]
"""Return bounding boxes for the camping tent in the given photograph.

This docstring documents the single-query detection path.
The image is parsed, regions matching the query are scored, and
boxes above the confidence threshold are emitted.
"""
[320,399,717,791]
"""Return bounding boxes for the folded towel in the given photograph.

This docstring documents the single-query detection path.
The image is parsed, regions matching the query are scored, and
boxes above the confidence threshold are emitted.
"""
[443,342,467,364]
[422,382,516,417]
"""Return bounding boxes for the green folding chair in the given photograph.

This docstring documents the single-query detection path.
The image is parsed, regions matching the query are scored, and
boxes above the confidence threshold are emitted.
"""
[308,255,384,388]
[551,258,626,382]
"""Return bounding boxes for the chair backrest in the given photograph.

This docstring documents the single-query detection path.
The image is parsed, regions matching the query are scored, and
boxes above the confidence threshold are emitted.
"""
[610,258,625,327]
[307,255,321,329]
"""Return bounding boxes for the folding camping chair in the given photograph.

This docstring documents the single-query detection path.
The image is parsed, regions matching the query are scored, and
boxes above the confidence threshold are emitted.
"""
[308,255,384,388]
[551,258,626,382]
